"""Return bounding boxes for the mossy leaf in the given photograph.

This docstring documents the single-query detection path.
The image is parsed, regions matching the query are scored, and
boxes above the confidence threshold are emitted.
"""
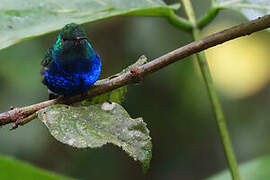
[38,103,152,172]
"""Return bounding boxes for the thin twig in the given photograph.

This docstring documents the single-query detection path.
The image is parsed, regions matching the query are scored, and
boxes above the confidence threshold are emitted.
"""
[1,14,270,128]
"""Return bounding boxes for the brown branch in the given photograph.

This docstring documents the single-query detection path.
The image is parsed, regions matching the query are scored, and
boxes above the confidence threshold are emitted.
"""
[1,14,270,128]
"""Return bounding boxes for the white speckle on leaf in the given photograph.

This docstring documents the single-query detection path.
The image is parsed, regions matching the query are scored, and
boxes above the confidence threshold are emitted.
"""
[101,102,116,111]
[67,138,75,145]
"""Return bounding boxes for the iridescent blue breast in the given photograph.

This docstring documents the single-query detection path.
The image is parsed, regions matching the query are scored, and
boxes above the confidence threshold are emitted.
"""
[44,53,101,95]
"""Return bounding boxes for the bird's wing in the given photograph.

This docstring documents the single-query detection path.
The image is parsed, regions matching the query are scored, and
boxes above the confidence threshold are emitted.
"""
[41,47,54,85]
[41,47,53,67]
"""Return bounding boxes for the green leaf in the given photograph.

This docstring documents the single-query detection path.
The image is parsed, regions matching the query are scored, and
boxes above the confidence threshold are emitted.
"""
[0,155,73,180]
[0,0,179,50]
[208,155,270,180]
[38,103,152,172]
[213,0,270,22]
[82,86,127,105]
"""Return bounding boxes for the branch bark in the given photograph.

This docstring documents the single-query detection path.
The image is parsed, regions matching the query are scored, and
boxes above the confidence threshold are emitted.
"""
[1,14,270,128]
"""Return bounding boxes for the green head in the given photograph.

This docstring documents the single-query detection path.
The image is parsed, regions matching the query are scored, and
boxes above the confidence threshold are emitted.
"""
[59,23,87,41]
[52,23,94,65]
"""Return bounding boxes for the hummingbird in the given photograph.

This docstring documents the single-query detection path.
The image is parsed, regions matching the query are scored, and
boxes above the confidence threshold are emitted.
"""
[41,23,102,99]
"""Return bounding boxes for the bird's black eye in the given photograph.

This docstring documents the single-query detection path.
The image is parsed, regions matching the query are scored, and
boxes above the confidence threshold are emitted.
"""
[57,39,63,47]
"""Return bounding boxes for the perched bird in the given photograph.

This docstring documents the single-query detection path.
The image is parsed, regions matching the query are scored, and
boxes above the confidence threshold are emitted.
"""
[41,23,102,99]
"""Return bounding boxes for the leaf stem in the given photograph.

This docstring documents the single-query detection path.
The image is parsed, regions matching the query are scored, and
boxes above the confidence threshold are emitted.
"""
[181,0,241,179]
[167,10,193,31]
[181,0,197,26]
[197,7,220,29]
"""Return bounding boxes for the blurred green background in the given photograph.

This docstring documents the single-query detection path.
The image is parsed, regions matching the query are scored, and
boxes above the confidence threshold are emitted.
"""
[1,0,270,179]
